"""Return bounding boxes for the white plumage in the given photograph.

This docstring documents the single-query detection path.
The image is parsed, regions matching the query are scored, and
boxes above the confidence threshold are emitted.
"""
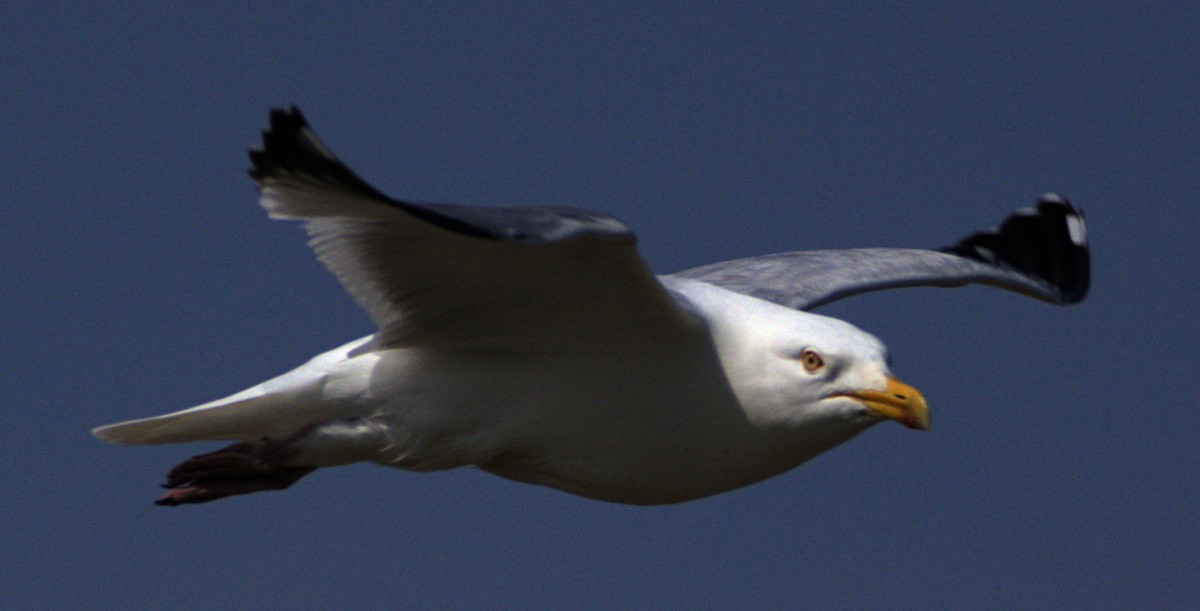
[93,108,1087,506]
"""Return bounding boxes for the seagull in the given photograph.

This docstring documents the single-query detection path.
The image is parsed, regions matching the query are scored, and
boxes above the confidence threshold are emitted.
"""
[93,107,1089,506]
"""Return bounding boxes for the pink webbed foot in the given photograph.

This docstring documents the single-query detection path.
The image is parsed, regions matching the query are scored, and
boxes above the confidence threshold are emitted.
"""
[156,440,316,506]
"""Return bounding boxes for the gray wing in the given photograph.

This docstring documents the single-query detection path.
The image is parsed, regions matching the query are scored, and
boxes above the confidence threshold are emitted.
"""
[249,107,695,348]
[671,195,1089,311]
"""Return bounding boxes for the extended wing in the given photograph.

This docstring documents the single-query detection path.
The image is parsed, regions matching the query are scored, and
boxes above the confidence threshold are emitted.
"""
[671,196,1089,311]
[251,107,695,348]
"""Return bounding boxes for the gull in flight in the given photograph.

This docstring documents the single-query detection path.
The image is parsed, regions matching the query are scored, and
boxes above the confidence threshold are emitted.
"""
[93,108,1089,506]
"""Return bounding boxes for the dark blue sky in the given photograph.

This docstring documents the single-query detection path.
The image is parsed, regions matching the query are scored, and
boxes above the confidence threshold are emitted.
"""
[3,3,1196,608]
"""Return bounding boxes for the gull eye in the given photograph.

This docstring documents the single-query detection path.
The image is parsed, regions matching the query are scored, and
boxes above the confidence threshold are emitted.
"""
[800,349,825,373]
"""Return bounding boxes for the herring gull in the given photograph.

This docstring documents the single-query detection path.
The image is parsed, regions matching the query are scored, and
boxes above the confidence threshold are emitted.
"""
[92,107,1089,506]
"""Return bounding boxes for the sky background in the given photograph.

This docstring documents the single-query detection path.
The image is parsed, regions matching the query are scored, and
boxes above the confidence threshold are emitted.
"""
[2,3,1197,608]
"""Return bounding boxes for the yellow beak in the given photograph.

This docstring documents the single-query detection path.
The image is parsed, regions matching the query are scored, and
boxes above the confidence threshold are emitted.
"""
[838,376,930,431]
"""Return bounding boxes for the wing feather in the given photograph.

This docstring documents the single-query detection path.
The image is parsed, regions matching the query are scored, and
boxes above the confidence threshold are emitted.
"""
[250,107,694,348]
[672,195,1089,311]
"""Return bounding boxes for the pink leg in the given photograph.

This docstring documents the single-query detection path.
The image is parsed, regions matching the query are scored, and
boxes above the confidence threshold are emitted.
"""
[156,440,316,506]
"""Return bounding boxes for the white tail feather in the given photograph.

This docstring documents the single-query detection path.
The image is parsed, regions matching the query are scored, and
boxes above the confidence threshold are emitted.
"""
[92,336,378,445]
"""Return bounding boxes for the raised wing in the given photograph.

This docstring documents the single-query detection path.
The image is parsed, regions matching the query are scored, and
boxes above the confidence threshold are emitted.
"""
[250,107,694,348]
[671,196,1089,311]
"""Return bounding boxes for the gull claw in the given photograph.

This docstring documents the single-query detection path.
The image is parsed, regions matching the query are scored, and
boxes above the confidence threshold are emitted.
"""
[155,441,316,506]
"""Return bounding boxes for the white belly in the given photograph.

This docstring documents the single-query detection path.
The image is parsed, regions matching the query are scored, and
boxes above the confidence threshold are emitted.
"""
[354,344,867,505]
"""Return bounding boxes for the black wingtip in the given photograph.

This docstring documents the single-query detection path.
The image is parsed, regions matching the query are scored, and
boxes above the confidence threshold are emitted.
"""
[247,106,388,200]
[247,106,309,181]
[942,194,1090,304]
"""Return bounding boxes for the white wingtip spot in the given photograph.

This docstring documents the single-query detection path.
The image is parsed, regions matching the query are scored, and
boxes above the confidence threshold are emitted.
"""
[1066,214,1087,246]
[972,245,996,262]
[1040,192,1064,204]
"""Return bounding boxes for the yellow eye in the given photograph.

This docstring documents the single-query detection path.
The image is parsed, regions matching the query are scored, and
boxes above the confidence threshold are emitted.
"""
[801,349,825,373]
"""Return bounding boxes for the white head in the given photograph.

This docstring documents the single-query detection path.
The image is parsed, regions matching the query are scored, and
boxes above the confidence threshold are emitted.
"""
[693,283,929,435]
